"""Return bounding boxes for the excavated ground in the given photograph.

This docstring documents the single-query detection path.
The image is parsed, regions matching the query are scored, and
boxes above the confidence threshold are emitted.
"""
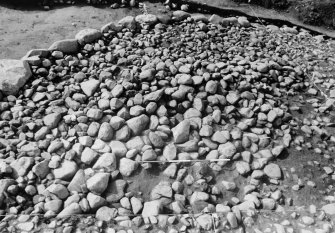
[0,1,335,233]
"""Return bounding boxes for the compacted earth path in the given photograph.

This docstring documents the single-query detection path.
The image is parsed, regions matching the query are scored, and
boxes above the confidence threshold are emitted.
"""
[0,4,335,233]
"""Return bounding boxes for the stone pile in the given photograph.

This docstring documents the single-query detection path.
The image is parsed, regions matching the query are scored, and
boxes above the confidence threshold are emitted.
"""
[0,9,334,232]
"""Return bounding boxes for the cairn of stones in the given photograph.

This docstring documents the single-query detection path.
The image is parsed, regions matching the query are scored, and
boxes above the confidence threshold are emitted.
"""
[0,9,335,233]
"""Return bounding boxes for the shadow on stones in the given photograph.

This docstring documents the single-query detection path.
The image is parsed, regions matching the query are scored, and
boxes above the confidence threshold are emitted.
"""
[277,147,289,160]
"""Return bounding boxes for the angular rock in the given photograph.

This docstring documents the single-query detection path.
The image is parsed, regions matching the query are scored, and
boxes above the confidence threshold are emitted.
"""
[67,169,86,193]
[143,89,164,104]
[45,200,63,213]
[109,140,127,157]
[93,152,117,170]
[139,69,155,81]
[235,161,251,175]
[87,192,107,210]
[53,160,78,181]
[190,191,209,205]
[196,214,213,231]
[131,197,143,214]
[149,131,165,148]
[257,63,269,73]
[81,147,99,165]
[81,79,100,97]
[110,116,125,130]
[126,136,144,151]
[106,179,127,203]
[98,122,114,141]
[32,159,50,179]
[172,120,190,144]
[57,203,82,218]
[87,173,110,194]
[226,92,240,105]
[151,181,173,200]
[96,206,117,221]
[227,212,238,228]
[142,200,162,217]
[43,113,62,129]
[127,114,149,136]
[92,139,110,153]
[47,184,69,199]
[0,59,32,95]
[262,198,276,210]
[20,142,40,156]
[218,142,236,158]
[10,157,34,178]
[0,179,16,205]
[119,158,137,177]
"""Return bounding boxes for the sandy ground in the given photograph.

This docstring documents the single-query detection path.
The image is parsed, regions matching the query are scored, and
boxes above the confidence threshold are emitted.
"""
[0,2,167,59]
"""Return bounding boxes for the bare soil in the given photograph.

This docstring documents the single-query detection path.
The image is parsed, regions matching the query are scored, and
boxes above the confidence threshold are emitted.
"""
[0,1,168,59]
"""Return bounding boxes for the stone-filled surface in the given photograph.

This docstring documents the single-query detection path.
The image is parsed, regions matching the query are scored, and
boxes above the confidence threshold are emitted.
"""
[0,8,335,233]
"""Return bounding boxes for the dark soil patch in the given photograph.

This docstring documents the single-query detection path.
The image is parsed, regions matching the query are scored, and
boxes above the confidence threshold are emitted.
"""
[233,0,335,29]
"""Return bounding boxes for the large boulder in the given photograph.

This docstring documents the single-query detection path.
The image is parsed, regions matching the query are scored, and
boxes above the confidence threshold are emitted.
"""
[48,39,79,53]
[118,16,137,30]
[0,59,32,95]
[75,28,102,45]
[172,11,190,21]
[101,22,123,33]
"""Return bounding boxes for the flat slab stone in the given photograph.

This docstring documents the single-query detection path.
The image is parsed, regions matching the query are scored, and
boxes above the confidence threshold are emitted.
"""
[0,59,32,95]
[22,49,49,59]
[135,14,158,25]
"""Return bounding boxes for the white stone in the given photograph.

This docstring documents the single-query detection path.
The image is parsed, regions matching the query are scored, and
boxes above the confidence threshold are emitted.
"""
[0,59,32,95]
[135,14,158,25]
[87,173,110,194]
[119,158,137,177]
[142,200,161,217]
[321,203,335,215]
